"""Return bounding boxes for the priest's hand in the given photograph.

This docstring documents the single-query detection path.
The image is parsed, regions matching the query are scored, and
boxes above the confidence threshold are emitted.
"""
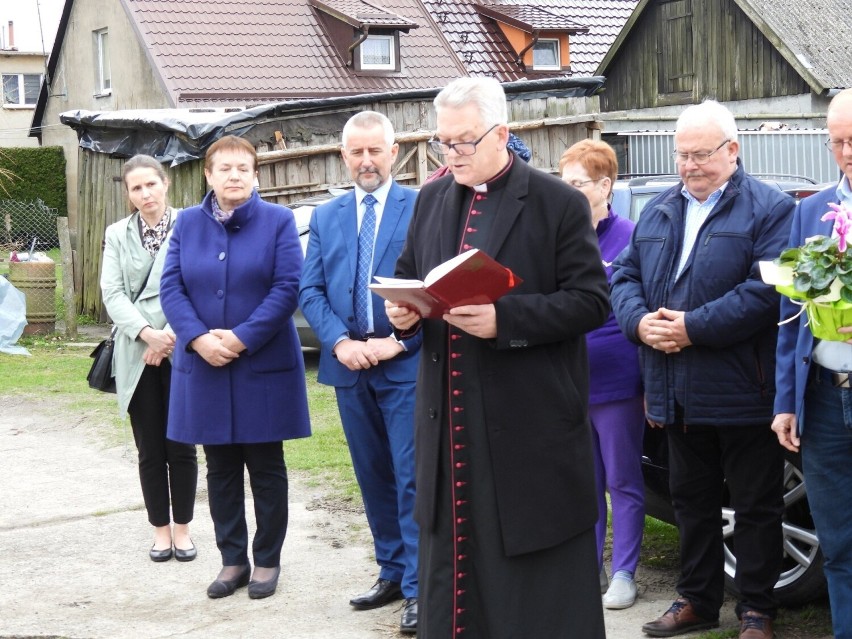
[444,304,497,339]
[385,300,421,330]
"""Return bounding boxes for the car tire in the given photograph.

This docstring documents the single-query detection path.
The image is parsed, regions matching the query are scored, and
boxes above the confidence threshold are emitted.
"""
[722,452,826,606]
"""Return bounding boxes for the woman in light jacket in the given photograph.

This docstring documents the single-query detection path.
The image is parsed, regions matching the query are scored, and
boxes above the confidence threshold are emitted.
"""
[100,154,198,563]
[160,136,310,600]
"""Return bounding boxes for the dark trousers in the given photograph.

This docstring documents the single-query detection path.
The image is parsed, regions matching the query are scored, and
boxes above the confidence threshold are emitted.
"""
[203,441,288,568]
[667,418,784,620]
[127,362,197,527]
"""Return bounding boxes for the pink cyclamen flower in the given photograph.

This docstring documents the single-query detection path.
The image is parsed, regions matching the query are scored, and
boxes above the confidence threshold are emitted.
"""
[822,202,852,253]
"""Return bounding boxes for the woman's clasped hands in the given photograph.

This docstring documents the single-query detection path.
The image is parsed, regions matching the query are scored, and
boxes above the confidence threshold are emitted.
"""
[191,329,246,367]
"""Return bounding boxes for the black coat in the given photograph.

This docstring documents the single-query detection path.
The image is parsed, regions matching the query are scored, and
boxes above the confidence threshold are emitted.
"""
[395,157,610,556]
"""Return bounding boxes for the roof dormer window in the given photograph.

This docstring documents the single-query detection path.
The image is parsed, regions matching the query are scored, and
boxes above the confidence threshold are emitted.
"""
[309,0,417,75]
[360,34,396,70]
[533,39,560,70]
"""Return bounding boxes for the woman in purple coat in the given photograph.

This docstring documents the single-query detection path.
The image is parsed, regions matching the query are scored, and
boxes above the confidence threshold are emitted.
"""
[560,140,645,610]
[160,136,311,600]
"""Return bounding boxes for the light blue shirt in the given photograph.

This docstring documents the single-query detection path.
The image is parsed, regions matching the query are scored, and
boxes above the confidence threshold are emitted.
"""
[675,183,728,278]
[812,176,852,371]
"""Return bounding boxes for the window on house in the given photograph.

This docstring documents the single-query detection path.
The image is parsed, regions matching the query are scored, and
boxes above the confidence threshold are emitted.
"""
[532,39,560,70]
[2,73,42,106]
[658,0,694,95]
[94,28,111,94]
[360,35,395,70]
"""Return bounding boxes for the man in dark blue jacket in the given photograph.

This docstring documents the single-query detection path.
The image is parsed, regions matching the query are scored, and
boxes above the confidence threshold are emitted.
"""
[611,100,795,639]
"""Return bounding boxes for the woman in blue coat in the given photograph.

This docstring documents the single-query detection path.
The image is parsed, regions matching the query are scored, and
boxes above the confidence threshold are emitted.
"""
[160,135,311,600]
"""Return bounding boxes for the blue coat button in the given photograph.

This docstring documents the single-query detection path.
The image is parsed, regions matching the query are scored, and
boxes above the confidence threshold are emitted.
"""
[218,252,226,261]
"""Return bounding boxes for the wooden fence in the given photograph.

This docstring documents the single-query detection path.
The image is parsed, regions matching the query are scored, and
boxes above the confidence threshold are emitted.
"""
[75,97,600,319]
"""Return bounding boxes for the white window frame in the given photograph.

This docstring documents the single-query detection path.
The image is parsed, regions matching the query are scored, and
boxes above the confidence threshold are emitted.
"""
[95,28,112,95]
[2,73,42,108]
[532,38,561,71]
[360,35,395,71]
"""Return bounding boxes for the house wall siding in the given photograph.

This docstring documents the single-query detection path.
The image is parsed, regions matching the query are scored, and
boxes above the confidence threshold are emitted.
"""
[600,0,809,112]
[39,0,171,230]
[1,52,47,148]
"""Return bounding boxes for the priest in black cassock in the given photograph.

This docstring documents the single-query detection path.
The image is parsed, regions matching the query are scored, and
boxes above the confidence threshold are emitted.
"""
[387,76,610,639]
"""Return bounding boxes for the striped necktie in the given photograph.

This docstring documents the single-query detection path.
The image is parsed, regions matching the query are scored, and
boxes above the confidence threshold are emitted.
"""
[354,194,377,336]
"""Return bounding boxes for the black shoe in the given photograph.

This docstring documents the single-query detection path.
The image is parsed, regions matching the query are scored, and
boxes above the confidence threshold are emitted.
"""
[248,566,281,600]
[149,545,173,562]
[207,564,251,599]
[400,598,417,634]
[174,541,197,562]
[349,578,403,610]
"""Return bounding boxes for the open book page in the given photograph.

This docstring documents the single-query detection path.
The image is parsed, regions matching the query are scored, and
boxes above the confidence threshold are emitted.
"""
[423,249,479,287]
[372,276,425,288]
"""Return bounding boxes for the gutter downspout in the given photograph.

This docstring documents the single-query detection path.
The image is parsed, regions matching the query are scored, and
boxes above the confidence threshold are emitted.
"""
[515,29,540,67]
[348,25,370,66]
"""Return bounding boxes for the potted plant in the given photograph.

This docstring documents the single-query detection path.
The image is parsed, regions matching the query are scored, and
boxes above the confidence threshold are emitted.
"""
[760,202,852,341]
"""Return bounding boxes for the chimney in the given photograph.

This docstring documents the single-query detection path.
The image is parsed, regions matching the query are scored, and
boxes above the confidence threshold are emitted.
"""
[8,21,15,50]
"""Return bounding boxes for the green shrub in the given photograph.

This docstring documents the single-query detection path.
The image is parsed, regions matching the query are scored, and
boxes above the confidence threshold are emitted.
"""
[0,147,66,249]
[0,147,66,213]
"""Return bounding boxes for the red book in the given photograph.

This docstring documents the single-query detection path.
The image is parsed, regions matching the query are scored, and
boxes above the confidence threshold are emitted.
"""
[369,248,523,319]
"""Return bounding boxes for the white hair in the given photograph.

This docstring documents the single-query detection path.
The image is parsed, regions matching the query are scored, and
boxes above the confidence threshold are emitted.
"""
[342,110,396,148]
[434,77,508,128]
[676,99,739,143]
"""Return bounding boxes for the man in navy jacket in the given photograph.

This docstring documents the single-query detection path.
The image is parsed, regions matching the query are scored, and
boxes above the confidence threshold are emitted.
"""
[611,100,795,639]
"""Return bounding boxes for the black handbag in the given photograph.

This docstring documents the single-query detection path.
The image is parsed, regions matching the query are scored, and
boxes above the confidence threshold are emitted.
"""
[88,250,158,393]
[87,326,118,393]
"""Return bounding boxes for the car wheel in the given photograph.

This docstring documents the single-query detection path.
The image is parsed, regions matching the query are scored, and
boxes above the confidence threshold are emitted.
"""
[722,454,826,606]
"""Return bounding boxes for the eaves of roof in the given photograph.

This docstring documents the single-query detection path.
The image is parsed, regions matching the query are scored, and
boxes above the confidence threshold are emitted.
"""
[474,4,588,34]
[310,0,418,30]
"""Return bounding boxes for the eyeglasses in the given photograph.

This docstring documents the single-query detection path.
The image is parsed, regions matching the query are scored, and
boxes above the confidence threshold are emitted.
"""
[565,178,603,189]
[825,138,852,152]
[671,139,730,165]
[428,124,499,156]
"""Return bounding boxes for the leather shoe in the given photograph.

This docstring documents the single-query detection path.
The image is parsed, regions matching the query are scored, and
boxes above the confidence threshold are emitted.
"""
[400,598,417,634]
[207,564,251,599]
[349,578,403,610]
[149,545,173,562]
[642,598,719,637]
[174,541,197,562]
[740,611,774,639]
[248,566,281,600]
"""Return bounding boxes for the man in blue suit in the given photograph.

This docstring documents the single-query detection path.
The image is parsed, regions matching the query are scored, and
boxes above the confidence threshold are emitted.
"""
[772,88,852,639]
[299,111,420,634]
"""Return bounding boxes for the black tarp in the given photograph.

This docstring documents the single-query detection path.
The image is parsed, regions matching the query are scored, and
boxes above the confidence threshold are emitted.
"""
[59,76,605,165]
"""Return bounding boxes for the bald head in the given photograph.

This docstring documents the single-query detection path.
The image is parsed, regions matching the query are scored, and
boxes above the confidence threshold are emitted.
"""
[826,89,852,184]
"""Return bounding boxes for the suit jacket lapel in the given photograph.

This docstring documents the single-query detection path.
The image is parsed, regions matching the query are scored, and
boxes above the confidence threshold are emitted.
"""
[335,192,359,280]
[372,182,403,272]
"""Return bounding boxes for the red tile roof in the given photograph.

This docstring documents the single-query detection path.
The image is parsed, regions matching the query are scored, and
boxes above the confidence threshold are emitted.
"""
[122,0,466,105]
[421,0,637,78]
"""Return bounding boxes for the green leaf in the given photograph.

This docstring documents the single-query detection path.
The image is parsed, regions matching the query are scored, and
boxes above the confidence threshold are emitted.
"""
[793,272,813,294]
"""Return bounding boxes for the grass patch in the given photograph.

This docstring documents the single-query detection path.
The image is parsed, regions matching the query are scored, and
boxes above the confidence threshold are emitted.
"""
[640,514,681,569]
[285,365,360,501]
[1,339,360,503]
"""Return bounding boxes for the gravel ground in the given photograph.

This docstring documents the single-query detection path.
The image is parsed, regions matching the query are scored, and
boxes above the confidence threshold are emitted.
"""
[0,332,833,638]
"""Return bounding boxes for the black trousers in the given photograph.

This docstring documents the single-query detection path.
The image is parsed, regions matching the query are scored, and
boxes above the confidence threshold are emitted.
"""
[203,441,288,568]
[127,362,198,527]
[667,418,784,620]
